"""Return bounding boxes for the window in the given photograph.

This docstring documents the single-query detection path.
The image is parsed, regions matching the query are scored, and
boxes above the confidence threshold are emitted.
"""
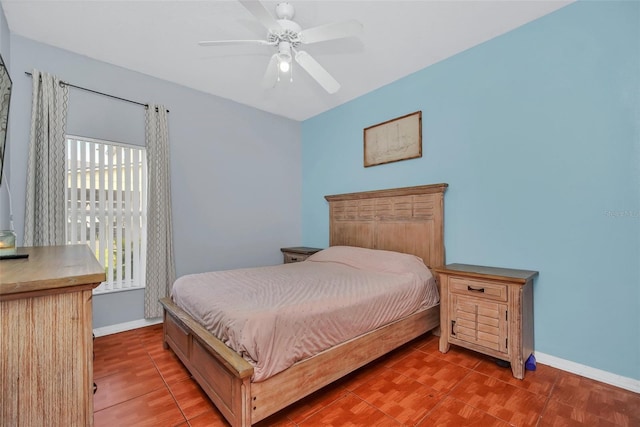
[66,136,147,294]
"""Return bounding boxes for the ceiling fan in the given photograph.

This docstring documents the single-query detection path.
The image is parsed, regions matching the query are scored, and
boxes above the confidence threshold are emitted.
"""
[198,1,363,94]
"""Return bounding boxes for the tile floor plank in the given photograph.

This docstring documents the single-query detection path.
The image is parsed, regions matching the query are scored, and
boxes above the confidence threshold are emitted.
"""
[298,393,403,426]
[168,377,218,421]
[351,368,444,425]
[94,387,186,427]
[94,358,166,411]
[418,396,512,426]
[448,371,548,427]
[550,371,640,426]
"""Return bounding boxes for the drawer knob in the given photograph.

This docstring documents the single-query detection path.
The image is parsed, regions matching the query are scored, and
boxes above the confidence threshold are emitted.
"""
[467,285,485,293]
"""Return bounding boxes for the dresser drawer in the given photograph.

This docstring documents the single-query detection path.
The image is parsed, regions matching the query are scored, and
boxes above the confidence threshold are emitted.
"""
[449,277,508,302]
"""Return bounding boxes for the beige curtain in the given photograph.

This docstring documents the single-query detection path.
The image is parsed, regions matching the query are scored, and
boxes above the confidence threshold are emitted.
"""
[144,104,176,318]
[24,70,69,246]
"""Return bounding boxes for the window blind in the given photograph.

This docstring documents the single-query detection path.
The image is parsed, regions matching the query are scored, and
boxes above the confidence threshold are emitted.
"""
[66,136,147,294]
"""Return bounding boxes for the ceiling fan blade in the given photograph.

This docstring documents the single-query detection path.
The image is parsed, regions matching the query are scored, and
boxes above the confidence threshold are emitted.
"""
[262,54,279,89]
[198,40,273,47]
[238,0,283,33]
[299,20,363,44]
[294,50,340,94]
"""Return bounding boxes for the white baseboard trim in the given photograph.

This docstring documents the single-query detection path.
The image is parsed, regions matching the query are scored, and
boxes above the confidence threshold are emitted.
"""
[535,351,640,393]
[93,317,163,338]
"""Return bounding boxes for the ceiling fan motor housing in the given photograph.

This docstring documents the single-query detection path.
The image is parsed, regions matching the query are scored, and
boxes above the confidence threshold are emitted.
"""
[268,18,302,47]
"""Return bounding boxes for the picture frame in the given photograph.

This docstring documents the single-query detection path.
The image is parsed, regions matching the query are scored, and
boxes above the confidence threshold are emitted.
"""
[364,111,422,167]
[0,53,12,185]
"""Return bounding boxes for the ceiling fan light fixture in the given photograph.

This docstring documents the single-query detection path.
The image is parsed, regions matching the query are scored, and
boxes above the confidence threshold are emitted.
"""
[279,57,291,73]
[277,41,292,73]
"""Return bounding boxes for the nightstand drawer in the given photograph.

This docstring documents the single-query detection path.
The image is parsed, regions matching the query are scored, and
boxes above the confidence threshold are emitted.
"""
[281,247,323,264]
[449,277,507,302]
[283,252,311,263]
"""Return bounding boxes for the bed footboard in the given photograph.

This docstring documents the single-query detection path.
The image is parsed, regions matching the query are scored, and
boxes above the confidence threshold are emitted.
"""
[160,297,253,427]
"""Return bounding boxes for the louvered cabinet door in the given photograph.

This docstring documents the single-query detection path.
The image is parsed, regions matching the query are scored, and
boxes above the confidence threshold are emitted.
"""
[434,264,537,380]
[449,295,508,354]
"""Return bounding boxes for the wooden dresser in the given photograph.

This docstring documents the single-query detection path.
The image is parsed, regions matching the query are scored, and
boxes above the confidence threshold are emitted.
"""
[1,245,105,427]
[433,263,538,379]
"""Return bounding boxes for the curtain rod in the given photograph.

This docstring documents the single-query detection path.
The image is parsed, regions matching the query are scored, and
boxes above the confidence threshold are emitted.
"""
[24,71,169,113]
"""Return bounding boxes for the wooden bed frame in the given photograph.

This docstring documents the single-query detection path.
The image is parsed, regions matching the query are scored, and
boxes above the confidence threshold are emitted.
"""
[160,183,448,426]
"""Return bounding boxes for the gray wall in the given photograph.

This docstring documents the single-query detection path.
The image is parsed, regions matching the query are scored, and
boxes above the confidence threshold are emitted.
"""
[6,35,302,328]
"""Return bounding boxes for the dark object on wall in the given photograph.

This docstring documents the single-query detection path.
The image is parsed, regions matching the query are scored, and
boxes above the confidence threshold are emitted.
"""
[0,53,12,185]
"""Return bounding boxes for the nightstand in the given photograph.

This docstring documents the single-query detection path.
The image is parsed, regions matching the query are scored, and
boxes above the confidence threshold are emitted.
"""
[280,247,323,264]
[433,264,538,379]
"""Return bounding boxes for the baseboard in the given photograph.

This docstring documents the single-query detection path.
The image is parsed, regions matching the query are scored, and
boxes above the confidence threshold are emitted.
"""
[93,317,163,337]
[535,351,640,393]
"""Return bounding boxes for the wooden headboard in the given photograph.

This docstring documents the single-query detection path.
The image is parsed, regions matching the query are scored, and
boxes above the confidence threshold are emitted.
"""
[325,183,448,268]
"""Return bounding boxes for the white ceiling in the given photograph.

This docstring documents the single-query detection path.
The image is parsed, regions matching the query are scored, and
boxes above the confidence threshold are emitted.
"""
[1,0,573,121]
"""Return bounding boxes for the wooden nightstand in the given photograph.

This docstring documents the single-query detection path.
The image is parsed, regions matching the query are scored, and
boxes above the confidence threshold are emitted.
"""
[280,247,323,264]
[433,264,538,379]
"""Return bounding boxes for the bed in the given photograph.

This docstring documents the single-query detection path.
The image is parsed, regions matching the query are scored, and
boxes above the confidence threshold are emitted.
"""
[159,183,448,426]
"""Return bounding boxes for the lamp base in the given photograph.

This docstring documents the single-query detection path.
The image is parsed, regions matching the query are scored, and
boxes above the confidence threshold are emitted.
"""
[0,230,17,256]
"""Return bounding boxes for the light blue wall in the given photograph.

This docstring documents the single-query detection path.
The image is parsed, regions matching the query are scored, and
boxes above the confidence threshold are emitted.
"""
[7,36,301,328]
[302,1,640,380]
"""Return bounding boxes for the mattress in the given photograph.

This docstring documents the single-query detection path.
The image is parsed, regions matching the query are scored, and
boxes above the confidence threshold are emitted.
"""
[171,246,439,382]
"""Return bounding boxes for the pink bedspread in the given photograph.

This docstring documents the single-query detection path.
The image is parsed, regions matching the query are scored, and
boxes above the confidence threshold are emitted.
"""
[171,246,438,382]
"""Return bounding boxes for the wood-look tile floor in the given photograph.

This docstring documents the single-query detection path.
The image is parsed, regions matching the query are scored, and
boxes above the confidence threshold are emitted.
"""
[93,324,640,426]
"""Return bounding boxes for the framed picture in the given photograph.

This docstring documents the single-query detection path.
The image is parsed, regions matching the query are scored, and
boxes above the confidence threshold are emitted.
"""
[364,111,422,167]
[0,54,12,185]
